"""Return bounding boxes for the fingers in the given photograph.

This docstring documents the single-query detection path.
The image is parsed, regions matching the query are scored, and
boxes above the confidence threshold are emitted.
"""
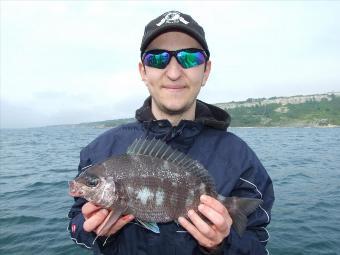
[178,196,233,250]
[200,195,227,216]
[189,209,217,239]
[82,202,109,232]
[178,216,218,249]
[105,215,135,235]
[200,195,232,233]
[83,208,109,232]
[82,202,135,236]
[198,204,231,233]
[82,202,102,219]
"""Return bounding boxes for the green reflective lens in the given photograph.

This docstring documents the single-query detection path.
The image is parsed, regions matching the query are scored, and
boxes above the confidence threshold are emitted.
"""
[143,52,170,69]
[142,48,206,69]
[177,50,205,69]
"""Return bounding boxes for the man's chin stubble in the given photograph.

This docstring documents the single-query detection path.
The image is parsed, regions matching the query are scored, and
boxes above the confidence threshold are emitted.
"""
[157,100,195,117]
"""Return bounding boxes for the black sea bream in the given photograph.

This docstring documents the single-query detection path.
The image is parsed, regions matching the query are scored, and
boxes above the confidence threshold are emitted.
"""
[69,138,262,237]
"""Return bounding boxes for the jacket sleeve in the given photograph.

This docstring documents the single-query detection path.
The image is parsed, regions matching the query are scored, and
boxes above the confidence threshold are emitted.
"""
[223,146,275,255]
[67,147,97,250]
[195,145,274,255]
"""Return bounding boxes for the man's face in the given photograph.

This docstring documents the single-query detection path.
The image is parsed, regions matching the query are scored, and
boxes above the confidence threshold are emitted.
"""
[139,31,211,116]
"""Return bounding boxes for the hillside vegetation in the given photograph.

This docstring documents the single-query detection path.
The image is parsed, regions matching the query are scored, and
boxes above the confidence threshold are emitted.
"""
[224,94,340,127]
[78,93,340,128]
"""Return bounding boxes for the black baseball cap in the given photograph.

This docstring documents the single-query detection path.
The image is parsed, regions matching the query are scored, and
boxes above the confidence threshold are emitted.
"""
[140,11,210,58]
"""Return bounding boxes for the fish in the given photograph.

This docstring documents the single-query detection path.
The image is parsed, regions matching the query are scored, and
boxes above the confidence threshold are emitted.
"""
[69,138,263,239]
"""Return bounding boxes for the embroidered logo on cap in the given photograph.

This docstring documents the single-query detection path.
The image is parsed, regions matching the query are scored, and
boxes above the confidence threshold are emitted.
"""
[156,11,189,26]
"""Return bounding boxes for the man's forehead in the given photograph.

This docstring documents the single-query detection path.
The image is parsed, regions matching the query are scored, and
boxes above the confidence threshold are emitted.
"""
[146,31,203,50]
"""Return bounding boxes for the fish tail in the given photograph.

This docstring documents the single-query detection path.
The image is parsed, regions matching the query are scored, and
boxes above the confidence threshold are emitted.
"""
[217,195,263,236]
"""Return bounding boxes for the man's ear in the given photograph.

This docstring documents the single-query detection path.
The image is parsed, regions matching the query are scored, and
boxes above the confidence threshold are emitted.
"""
[202,60,211,87]
[139,62,147,82]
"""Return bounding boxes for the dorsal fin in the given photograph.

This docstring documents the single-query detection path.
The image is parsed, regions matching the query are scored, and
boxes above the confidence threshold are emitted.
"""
[127,138,191,166]
[126,138,216,188]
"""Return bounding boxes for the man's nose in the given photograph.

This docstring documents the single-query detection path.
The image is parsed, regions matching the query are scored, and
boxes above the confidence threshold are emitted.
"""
[165,56,182,80]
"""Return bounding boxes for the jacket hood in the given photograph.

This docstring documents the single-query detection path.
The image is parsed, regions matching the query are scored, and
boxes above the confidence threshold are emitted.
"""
[135,97,231,130]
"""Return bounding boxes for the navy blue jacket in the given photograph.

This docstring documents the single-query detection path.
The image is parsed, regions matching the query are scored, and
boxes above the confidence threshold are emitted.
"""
[68,98,274,255]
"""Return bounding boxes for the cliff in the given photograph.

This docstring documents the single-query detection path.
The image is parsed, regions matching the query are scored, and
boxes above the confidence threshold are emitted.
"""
[218,92,340,127]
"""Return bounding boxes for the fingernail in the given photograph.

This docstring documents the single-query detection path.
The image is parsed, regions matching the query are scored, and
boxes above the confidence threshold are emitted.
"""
[100,209,108,215]
[188,210,194,216]
[200,195,207,202]
[198,204,204,211]
[122,215,133,221]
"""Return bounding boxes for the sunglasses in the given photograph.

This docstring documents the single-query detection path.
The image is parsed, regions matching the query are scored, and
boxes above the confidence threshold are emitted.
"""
[142,48,208,69]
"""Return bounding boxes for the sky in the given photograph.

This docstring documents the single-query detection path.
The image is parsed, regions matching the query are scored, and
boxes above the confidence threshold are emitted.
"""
[1,1,340,128]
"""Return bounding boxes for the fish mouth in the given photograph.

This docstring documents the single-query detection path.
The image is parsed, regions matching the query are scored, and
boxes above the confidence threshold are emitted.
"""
[68,180,83,197]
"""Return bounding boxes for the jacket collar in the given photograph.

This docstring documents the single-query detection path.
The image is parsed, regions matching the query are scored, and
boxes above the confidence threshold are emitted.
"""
[135,96,231,131]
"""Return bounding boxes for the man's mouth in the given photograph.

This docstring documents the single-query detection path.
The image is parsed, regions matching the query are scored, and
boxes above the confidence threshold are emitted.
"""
[163,85,186,91]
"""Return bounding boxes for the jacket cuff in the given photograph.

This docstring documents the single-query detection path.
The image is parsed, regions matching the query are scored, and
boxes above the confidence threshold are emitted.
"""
[69,214,95,249]
[199,239,225,255]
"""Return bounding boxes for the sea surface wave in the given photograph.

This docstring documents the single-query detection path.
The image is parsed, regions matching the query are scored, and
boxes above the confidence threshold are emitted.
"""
[1,126,339,254]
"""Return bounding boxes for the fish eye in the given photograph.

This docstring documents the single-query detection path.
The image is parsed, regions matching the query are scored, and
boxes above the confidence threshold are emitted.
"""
[85,175,99,187]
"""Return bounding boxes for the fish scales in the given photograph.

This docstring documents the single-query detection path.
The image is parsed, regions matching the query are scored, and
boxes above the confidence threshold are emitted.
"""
[69,138,263,236]
[114,154,213,222]
[77,154,215,222]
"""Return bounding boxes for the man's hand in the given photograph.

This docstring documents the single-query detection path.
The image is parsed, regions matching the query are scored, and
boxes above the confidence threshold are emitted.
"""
[82,202,134,236]
[178,195,232,250]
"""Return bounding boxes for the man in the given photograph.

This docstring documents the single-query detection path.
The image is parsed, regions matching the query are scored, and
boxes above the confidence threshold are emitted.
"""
[68,10,274,255]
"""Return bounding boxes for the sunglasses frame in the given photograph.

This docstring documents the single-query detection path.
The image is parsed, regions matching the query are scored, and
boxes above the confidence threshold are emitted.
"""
[141,48,208,69]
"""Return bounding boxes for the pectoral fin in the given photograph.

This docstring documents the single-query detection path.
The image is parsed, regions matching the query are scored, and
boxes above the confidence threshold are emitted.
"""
[136,219,160,234]
[92,205,127,245]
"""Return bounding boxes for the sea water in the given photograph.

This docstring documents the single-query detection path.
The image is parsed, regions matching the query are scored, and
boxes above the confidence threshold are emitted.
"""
[1,126,339,255]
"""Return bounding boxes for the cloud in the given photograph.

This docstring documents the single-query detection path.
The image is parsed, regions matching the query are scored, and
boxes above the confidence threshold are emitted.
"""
[1,68,149,128]
[1,1,340,128]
